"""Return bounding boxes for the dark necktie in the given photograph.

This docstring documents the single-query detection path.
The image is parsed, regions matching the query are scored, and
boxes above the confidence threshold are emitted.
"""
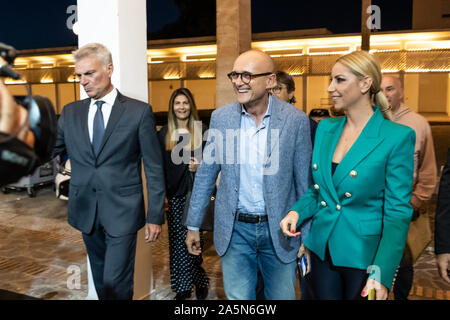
[92,100,105,156]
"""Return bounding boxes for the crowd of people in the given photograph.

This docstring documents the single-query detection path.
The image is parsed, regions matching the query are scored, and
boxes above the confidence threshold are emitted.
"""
[1,41,448,301]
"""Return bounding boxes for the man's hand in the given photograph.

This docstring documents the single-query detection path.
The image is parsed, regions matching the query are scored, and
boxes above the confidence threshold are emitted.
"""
[0,79,34,147]
[144,223,161,243]
[188,157,200,173]
[436,253,450,283]
[185,229,201,255]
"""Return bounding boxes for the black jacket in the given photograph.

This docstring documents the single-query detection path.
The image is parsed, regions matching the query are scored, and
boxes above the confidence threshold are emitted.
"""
[435,147,450,254]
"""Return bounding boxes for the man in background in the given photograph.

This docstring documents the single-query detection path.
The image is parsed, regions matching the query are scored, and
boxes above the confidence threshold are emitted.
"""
[435,147,450,284]
[381,75,437,300]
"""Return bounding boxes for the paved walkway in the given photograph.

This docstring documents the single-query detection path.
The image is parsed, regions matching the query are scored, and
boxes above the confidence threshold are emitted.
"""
[0,184,449,300]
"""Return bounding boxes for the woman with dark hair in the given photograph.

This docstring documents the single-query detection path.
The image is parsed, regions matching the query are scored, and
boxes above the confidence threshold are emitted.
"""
[280,51,415,300]
[157,87,209,300]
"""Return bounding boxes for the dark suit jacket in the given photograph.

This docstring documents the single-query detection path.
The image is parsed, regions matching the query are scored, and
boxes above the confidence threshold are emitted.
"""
[435,147,450,254]
[54,91,166,237]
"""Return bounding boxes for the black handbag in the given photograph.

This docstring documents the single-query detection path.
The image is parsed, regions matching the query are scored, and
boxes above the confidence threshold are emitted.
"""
[182,172,215,231]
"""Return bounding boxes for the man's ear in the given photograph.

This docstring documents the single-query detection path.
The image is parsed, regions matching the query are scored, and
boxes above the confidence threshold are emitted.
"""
[266,73,276,89]
[288,90,295,101]
[106,63,114,77]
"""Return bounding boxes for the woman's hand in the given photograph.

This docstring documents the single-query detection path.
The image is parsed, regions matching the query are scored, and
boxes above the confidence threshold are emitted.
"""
[188,157,200,172]
[280,210,301,237]
[361,278,388,300]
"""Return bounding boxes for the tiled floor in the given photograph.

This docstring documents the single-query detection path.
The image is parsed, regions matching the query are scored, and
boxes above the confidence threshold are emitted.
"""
[0,184,449,300]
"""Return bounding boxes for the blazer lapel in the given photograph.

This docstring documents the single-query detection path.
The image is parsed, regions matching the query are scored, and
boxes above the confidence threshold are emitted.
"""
[227,103,242,183]
[332,108,385,188]
[96,92,126,157]
[265,99,287,166]
[319,118,345,204]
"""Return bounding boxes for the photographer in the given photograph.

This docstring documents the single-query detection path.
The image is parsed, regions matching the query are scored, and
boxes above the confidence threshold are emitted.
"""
[0,41,57,187]
[0,79,34,147]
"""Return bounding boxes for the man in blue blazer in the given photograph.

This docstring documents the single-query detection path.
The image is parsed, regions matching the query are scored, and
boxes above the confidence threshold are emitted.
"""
[185,50,312,299]
[53,43,165,300]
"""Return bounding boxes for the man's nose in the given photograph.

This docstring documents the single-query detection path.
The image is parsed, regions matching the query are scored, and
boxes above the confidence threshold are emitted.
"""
[79,75,88,85]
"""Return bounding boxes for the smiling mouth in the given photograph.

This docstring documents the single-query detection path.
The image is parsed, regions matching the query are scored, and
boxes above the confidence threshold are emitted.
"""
[236,87,250,93]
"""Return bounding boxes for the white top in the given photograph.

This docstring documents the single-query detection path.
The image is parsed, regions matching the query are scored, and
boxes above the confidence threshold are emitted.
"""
[87,88,117,143]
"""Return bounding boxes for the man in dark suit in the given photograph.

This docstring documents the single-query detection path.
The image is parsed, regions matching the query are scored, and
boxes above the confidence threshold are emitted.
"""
[53,43,165,300]
[435,147,450,284]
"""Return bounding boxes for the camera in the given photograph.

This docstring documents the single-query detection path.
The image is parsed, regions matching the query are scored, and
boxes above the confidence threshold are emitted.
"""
[0,42,57,186]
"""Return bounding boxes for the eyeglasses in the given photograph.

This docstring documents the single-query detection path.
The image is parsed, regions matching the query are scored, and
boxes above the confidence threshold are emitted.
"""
[227,71,273,84]
[270,85,283,94]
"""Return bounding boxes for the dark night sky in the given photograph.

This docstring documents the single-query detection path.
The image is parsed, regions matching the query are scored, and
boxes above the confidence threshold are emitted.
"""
[0,0,412,50]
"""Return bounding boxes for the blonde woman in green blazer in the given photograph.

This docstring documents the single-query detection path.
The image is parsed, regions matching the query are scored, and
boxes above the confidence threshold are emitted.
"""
[280,51,415,300]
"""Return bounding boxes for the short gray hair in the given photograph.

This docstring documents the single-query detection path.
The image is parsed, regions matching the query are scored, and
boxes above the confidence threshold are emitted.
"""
[73,43,113,67]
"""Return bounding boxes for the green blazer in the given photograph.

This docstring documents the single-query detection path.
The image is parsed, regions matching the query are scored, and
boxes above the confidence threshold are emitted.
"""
[291,106,415,289]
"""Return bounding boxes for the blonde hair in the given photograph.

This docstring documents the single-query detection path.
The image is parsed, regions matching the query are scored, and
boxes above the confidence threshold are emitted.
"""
[336,51,392,120]
[73,43,113,68]
[166,88,202,151]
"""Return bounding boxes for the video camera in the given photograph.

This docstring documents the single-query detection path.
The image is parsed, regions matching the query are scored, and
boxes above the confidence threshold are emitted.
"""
[0,42,57,186]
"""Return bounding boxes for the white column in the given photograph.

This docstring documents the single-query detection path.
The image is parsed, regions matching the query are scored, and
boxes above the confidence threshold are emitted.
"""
[77,0,153,300]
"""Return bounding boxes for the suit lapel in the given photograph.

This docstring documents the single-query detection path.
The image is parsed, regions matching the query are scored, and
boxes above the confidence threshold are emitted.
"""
[332,108,385,188]
[76,98,94,157]
[96,92,126,157]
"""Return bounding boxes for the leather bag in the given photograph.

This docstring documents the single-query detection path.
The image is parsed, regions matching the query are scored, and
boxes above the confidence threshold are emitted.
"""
[406,210,432,263]
[182,172,214,231]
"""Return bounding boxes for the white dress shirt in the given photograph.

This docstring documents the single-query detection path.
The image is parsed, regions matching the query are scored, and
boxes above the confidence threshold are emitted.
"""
[87,88,117,143]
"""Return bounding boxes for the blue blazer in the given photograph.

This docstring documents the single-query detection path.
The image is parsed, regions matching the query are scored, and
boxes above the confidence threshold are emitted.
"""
[291,106,415,289]
[187,96,313,263]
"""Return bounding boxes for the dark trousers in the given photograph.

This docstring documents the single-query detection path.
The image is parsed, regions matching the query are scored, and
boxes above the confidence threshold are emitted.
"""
[309,247,368,300]
[393,253,414,300]
[300,274,314,300]
[82,215,137,300]
[393,212,418,300]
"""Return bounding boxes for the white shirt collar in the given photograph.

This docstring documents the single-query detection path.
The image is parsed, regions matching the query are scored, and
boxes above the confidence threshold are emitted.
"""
[90,87,117,107]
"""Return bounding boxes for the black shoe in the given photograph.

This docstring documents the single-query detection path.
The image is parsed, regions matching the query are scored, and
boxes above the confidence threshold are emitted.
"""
[174,291,191,300]
[195,286,208,300]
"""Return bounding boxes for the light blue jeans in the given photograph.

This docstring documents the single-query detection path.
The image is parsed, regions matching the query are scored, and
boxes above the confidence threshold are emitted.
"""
[220,220,297,300]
